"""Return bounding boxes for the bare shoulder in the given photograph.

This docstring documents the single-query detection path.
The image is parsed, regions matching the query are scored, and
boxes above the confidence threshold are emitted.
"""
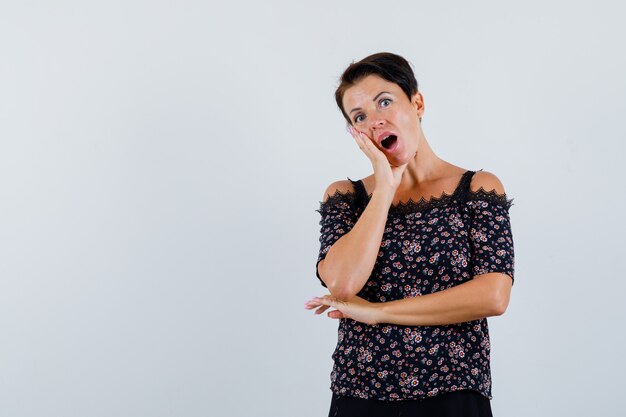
[321,179,355,202]
[470,170,506,195]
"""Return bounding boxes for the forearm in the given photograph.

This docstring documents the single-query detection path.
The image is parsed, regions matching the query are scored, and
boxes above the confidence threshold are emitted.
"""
[320,190,394,300]
[376,277,501,326]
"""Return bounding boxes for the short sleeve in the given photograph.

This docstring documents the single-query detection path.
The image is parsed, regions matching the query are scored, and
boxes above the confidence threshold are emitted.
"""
[466,194,515,285]
[314,193,358,288]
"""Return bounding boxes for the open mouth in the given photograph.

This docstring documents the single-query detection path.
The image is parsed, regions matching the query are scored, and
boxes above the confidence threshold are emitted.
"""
[381,134,398,149]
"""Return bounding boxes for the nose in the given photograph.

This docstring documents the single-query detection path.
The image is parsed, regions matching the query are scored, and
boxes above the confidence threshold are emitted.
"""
[368,117,386,132]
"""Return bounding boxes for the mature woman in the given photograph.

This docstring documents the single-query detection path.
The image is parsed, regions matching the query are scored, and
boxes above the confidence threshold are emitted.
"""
[304,52,515,417]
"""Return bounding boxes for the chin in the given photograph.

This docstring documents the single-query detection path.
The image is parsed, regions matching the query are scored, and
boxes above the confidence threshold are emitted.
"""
[389,157,407,168]
[389,150,416,167]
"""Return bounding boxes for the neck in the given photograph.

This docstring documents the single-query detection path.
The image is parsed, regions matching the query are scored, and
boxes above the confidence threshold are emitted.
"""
[400,134,448,188]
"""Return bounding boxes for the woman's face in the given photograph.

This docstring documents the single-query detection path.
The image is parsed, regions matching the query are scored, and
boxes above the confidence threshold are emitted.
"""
[342,74,424,165]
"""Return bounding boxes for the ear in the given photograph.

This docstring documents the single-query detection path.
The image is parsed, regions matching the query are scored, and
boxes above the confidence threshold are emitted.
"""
[411,92,425,118]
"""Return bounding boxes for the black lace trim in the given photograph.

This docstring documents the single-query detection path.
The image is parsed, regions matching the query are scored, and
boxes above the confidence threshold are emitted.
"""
[362,190,462,214]
[465,187,515,210]
[317,186,514,214]
[315,189,358,214]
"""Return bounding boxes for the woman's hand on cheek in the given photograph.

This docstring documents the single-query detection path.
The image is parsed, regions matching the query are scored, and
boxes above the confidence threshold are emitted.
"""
[346,125,407,193]
[347,125,385,161]
[304,294,381,325]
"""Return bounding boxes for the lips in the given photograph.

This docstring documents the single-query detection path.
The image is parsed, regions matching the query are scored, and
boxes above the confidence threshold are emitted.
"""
[377,131,396,146]
[377,131,399,151]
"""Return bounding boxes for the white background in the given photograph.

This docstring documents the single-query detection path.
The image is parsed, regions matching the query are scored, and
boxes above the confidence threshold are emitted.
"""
[1,1,625,416]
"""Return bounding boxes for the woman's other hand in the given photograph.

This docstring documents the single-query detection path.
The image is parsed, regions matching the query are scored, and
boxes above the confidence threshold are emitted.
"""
[304,294,381,325]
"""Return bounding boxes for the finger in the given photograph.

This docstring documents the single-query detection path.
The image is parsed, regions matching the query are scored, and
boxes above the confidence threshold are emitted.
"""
[350,129,365,147]
[356,131,370,146]
[305,294,331,304]
[312,296,332,307]
[328,310,345,319]
[314,295,342,309]
[314,305,331,315]
[304,298,322,308]
[347,125,364,143]
[357,131,385,159]
[355,129,376,145]
[352,131,375,160]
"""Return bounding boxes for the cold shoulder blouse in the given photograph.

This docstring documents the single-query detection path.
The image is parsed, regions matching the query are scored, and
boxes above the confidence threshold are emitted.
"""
[314,169,515,401]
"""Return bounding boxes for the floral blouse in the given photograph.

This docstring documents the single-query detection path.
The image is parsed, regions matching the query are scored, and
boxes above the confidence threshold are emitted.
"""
[314,170,515,401]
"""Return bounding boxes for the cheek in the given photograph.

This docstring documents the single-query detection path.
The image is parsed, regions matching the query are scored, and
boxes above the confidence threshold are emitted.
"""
[396,107,417,128]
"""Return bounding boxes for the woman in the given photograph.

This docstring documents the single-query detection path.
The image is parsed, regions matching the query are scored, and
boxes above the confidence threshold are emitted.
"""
[304,52,515,417]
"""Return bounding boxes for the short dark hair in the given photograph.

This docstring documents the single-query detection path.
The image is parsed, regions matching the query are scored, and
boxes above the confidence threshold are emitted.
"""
[334,52,419,124]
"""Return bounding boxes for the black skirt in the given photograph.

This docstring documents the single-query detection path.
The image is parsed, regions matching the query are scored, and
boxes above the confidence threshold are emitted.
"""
[328,389,493,417]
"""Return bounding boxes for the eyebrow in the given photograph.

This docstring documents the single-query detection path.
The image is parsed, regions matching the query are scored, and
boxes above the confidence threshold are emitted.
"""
[349,91,392,115]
